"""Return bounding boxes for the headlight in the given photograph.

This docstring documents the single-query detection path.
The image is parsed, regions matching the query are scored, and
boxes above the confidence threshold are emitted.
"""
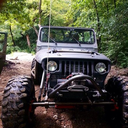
[47,61,57,72]
[95,62,106,73]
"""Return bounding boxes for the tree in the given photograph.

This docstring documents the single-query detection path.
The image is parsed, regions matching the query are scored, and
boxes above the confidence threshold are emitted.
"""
[0,0,70,51]
[0,0,127,67]
[67,0,128,67]
[107,1,128,67]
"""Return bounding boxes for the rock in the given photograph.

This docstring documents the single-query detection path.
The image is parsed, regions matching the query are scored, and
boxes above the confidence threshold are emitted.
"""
[43,110,47,114]
[53,114,58,120]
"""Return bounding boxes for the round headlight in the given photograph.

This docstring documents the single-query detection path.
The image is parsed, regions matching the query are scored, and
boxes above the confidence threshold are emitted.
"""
[95,62,106,73]
[47,61,57,72]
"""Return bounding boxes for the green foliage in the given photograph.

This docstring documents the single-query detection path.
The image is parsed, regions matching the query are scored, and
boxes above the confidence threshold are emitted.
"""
[7,46,20,54]
[67,0,128,68]
[101,1,128,68]
[0,0,128,68]
[13,27,38,53]
[0,0,70,54]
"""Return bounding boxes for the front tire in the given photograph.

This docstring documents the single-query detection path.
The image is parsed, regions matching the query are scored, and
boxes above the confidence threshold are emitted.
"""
[1,76,36,128]
[105,76,128,127]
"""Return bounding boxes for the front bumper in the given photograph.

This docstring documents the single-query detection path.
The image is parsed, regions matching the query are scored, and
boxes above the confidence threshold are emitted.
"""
[48,74,104,98]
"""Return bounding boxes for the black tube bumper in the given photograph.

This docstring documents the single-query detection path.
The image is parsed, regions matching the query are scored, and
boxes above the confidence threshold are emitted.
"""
[49,74,103,98]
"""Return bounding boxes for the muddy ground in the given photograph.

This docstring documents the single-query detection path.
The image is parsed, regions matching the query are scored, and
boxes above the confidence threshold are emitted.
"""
[0,52,128,128]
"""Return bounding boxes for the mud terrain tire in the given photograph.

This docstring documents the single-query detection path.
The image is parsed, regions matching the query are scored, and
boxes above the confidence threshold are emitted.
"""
[105,76,128,127]
[1,76,35,128]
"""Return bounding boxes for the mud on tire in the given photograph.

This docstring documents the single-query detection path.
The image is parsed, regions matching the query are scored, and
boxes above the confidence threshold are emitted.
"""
[105,76,128,127]
[1,76,35,128]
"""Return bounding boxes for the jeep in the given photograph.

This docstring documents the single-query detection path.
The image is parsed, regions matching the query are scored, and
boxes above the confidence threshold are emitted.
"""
[0,32,7,74]
[1,26,128,128]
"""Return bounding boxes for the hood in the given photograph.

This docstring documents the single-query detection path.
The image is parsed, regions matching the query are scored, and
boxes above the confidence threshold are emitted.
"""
[35,48,110,63]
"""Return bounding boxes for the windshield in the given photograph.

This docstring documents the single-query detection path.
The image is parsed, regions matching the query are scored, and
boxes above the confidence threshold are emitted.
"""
[40,27,95,44]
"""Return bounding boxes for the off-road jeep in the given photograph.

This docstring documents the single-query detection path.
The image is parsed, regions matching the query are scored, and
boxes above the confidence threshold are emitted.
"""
[0,32,7,74]
[1,26,128,128]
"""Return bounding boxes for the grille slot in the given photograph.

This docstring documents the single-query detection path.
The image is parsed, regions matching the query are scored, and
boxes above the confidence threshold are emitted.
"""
[61,60,88,76]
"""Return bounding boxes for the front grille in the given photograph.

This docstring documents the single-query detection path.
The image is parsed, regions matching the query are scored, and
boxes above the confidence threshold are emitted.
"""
[60,60,92,76]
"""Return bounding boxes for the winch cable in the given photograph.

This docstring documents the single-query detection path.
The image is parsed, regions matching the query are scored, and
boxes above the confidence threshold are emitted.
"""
[44,0,52,100]
[47,0,52,74]
[38,0,52,101]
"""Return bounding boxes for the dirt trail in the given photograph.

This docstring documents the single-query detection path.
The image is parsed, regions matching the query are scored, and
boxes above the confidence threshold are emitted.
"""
[0,52,128,128]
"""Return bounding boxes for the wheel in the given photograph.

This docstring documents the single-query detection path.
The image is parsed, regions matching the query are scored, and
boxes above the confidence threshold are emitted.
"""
[1,76,36,128]
[105,76,128,127]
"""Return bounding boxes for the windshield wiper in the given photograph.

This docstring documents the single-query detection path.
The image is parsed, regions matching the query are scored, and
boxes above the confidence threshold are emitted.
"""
[43,32,57,45]
[72,36,81,46]
[50,38,57,45]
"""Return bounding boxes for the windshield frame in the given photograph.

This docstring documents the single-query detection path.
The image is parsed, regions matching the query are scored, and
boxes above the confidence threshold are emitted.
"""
[39,26,96,45]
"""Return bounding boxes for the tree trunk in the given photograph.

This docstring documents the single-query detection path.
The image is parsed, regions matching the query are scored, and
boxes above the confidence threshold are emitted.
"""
[39,0,42,26]
[93,0,101,49]
[33,26,38,37]
[114,0,116,8]
[26,35,31,48]
[9,25,15,46]
[0,0,5,8]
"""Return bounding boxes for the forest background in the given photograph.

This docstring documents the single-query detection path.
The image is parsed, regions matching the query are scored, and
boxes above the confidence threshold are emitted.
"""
[0,0,128,68]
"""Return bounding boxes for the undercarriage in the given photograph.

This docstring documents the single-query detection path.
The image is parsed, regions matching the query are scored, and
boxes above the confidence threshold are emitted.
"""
[33,73,115,109]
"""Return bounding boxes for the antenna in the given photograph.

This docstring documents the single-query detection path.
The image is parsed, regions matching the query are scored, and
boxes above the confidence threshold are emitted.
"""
[47,0,52,74]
